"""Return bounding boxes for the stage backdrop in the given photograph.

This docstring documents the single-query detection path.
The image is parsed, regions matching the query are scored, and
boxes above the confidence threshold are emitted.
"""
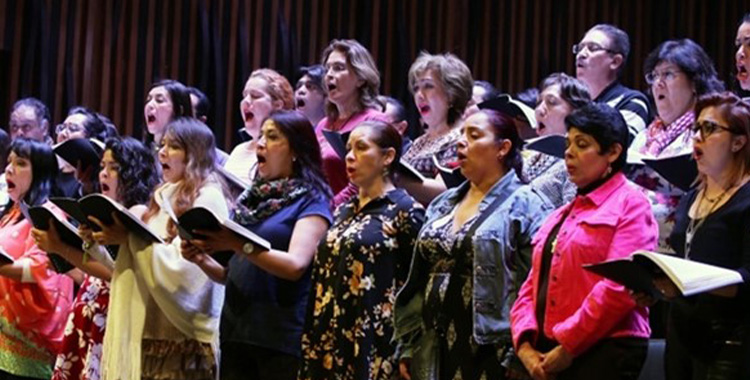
[1,0,749,148]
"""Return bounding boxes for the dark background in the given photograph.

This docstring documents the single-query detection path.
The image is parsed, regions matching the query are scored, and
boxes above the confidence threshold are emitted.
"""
[1,0,749,149]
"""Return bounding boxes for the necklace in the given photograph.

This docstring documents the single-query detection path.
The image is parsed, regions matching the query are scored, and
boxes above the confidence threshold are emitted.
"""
[684,187,729,259]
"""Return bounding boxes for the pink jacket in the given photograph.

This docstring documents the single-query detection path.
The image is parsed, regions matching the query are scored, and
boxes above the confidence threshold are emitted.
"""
[510,173,657,356]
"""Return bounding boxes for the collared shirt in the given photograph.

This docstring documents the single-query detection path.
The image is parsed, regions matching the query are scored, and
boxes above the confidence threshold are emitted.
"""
[511,172,657,356]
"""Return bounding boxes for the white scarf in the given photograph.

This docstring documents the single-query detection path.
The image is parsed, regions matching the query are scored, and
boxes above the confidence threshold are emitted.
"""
[101,182,227,380]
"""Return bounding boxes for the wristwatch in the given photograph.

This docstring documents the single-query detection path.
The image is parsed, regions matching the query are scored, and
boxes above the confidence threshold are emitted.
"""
[242,242,258,255]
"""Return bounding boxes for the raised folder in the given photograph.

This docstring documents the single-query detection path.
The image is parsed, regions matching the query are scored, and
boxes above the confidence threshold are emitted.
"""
[583,250,743,299]
[641,153,698,192]
[25,205,80,273]
[53,138,104,171]
[50,194,164,244]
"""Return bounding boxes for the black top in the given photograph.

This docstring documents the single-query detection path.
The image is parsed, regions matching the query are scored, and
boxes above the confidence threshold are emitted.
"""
[299,189,424,379]
[668,181,750,356]
[535,215,567,352]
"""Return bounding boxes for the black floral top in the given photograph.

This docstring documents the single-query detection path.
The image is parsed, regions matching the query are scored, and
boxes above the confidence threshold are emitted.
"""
[300,188,425,380]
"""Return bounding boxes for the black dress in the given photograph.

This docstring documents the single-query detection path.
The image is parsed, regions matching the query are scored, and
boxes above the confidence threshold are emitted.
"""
[667,182,750,380]
[299,189,424,380]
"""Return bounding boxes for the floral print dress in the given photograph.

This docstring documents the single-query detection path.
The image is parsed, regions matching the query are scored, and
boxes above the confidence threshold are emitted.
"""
[418,210,504,380]
[628,111,695,254]
[52,275,109,380]
[300,189,424,380]
[402,128,461,178]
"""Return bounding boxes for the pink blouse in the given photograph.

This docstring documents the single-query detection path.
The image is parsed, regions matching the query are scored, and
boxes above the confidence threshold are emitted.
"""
[0,203,74,378]
[510,173,657,356]
[315,108,387,206]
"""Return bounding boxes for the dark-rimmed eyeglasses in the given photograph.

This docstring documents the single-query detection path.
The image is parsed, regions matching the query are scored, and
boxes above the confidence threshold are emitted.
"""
[692,120,734,140]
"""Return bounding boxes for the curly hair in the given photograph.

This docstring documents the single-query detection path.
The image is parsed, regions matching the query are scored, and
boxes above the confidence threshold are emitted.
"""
[105,137,159,208]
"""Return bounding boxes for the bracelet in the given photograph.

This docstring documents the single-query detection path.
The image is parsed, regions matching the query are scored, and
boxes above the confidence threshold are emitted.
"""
[82,240,94,251]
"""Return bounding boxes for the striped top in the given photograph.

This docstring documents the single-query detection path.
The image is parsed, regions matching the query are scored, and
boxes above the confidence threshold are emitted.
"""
[595,81,652,143]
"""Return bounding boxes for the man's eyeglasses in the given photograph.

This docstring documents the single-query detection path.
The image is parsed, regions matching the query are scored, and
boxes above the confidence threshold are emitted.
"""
[692,120,734,140]
[572,42,617,56]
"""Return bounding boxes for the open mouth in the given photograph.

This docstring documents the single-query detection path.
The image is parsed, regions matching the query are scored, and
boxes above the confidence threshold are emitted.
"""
[738,64,749,81]
[296,99,306,108]
[101,183,111,192]
[6,180,15,191]
[419,105,431,115]
[327,83,337,92]
[146,114,156,123]
[257,155,267,164]
[537,122,547,133]
[657,94,666,101]
[244,111,255,122]
[693,146,704,160]
[161,162,170,171]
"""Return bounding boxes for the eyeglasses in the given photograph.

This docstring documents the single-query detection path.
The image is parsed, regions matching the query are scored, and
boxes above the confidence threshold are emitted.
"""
[692,120,734,140]
[645,70,682,85]
[571,42,616,56]
[55,123,85,134]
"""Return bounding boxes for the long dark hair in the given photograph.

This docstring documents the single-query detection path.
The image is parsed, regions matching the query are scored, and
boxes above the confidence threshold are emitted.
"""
[480,109,526,183]
[105,137,160,208]
[0,138,59,223]
[144,79,193,146]
[265,110,332,200]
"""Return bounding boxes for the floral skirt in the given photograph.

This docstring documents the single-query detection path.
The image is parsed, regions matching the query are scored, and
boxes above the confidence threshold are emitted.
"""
[141,338,216,380]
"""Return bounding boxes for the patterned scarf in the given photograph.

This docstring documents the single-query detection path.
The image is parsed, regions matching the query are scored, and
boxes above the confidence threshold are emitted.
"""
[643,111,695,155]
[233,178,309,225]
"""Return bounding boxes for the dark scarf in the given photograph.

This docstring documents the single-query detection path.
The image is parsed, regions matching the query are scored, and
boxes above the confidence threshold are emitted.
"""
[233,178,309,225]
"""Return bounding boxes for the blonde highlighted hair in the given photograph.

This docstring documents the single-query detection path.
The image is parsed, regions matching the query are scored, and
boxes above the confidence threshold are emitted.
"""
[143,118,228,241]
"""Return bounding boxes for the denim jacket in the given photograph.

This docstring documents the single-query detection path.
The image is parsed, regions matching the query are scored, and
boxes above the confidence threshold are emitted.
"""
[393,171,553,364]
